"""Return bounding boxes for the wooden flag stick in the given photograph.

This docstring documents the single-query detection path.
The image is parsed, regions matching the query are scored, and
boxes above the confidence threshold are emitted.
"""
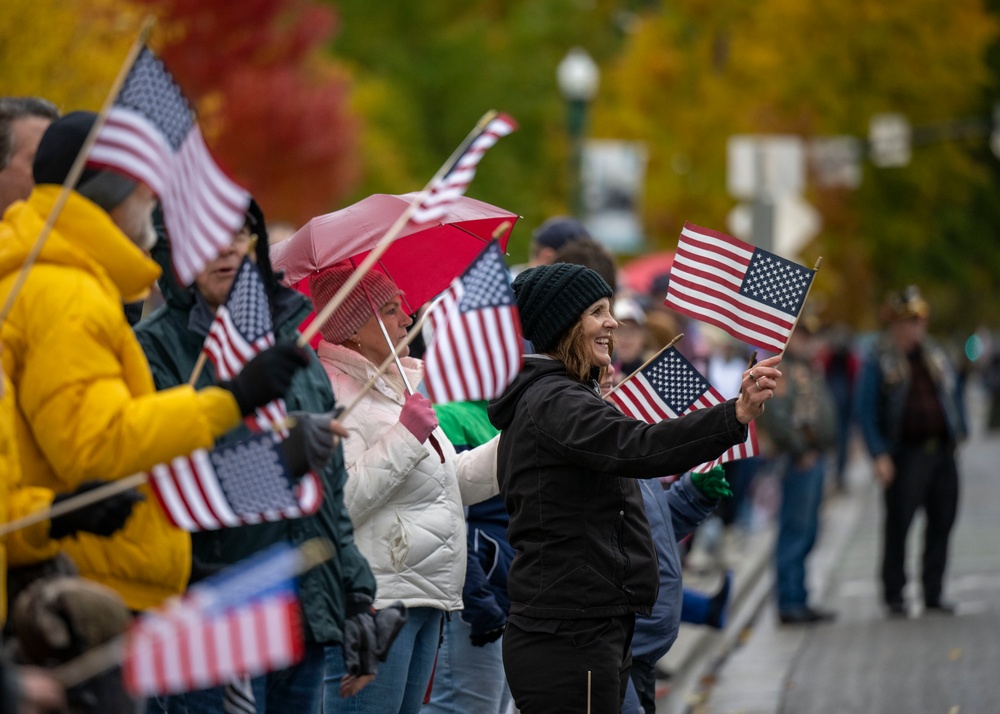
[778,256,823,358]
[297,110,500,348]
[0,16,156,330]
[50,538,335,691]
[587,670,592,714]
[0,472,148,538]
[604,333,684,399]
[187,351,208,386]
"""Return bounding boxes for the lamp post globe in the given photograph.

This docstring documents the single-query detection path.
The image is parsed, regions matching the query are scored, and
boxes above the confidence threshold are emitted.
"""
[557,48,599,218]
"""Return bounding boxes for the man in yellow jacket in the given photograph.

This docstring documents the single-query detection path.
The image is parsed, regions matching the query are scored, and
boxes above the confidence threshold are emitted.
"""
[0,111,310,611]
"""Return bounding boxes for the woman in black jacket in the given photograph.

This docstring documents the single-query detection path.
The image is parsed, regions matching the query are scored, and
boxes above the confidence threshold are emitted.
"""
[488,263,779,713]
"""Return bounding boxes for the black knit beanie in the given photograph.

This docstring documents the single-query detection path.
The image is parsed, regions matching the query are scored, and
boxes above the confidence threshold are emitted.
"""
[513,263,613,352]
[33,110,136,211]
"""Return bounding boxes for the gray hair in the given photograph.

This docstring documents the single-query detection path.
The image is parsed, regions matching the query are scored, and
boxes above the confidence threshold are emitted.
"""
[0,97,60,170]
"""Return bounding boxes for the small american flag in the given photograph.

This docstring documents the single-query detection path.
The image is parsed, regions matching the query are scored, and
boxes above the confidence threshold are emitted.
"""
[609,346,757,468]
[88,46,249,286]
[410,113,517,225]
[663,223,816,353]
[423,240,522,404]
[203,257,287,434]
[124,543,305,696]
[147,432,322,532]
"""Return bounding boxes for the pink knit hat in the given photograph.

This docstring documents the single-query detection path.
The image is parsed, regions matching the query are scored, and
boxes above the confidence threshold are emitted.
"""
[308,263,403,344]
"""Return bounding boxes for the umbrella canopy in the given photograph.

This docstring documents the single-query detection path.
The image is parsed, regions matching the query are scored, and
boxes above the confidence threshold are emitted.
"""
[619,250,675,296]
[270,193,519,313]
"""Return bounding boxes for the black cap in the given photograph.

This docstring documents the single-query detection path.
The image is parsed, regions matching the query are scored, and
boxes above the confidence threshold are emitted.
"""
[33,110,136,211]
[532,216,591,251]
[512,263,613,352]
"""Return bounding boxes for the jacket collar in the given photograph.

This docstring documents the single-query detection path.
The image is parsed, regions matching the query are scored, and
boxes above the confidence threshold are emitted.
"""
[317,340,423,404]
[0,186,160,302]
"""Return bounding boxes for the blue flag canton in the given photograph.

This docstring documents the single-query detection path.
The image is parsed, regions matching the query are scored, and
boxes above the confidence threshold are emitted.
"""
[227,259,273,343]
[458,242,514,313]
[116,47,194,151]
[209,433,297,516]
[189,542,299,615]
[739,250,814,316]
[643,348,712,414]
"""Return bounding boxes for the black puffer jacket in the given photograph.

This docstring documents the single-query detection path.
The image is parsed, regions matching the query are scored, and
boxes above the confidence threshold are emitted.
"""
[488,356,746,620]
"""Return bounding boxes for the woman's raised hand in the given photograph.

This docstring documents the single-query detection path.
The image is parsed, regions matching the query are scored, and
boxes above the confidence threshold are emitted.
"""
[734,354,782,424]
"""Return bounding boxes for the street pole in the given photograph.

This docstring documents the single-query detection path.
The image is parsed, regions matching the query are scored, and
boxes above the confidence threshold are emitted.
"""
[557,48,599,219]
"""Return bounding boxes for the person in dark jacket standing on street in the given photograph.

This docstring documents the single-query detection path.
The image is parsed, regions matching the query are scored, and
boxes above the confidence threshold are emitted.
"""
[135,201,380,712]
[855,286,966,617]
[488,263,780,713]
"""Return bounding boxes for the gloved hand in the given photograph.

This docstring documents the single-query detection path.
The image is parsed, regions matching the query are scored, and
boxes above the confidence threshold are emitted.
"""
[690,466,733,501]
[49,481,145,540]
[470,625,505,648]
[342,595,407,677]
[280,411,336,476]
[398,392,438,443]
[221,343,310,416]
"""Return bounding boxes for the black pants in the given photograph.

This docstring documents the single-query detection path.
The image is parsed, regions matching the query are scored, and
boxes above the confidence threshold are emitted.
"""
[628,657,657,714]
[503,614,635,714]
[882,442,959,606]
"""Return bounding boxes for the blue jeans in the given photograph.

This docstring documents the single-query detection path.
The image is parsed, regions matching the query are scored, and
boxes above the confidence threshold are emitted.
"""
[149,641,325,713]
[323,606,442,714]
[775,455,827,613]
[423,614,510,714]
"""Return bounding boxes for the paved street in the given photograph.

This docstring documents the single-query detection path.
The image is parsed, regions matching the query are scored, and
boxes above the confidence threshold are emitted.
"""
[672,383,1000,714]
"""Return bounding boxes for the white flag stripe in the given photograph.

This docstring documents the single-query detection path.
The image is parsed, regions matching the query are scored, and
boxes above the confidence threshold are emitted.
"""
[191,450,244,529]
[615,376,676,423]
[663,290,790,350]
[679,225,754,264]
[425,290,462,401]
[150,463,200,531]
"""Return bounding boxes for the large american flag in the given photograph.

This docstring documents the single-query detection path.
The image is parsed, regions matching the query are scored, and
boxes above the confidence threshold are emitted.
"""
[88,45,249,286]
[410,113,517,225]
[663,223,816,353]
[423,240,522,404]
[124,543,305,696]
[147,433,322,532]
[203,257,287,434]
[609,346,757,469]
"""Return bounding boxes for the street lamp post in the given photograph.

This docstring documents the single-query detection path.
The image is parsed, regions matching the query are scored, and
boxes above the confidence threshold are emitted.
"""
[557,47,599,218]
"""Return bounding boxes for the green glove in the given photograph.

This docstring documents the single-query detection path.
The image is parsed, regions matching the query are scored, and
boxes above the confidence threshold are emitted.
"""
[690,466,732,500]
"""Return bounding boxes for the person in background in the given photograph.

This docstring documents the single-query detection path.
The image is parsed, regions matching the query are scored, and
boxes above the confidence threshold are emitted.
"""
[0,111,309,614]
[819,323,860,492]
[489,262,779,713]
[757,319,839,625]
[423,399,512,714]
[309,264,499,714]
[136,200,380,712]
[855,286,966,617]
[611,297,649,383]
[0,97,59,215]
[509,215,590,278]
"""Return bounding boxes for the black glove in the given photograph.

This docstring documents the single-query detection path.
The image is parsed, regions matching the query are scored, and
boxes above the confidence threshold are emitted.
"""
[342,595,407,677]
[221,343,310,416]
[49,481,145,540]
[470,625,505,647]
[279,412,336,477]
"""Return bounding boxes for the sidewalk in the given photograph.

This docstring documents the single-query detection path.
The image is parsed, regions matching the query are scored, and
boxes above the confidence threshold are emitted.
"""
[661,386,1000,713]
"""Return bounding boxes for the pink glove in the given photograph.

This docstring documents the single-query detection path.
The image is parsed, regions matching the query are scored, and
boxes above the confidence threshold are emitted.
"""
[399,392,438,443]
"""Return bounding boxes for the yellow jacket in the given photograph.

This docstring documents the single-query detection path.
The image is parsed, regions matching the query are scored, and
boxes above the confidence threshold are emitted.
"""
[0,186,242,610]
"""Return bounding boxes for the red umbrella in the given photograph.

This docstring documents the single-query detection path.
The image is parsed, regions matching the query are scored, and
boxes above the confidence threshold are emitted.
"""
[270,193,519,314]
[619,250,675,296]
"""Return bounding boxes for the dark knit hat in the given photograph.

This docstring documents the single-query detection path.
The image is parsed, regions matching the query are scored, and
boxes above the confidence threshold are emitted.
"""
[513,263,613,352]
[309,263,403,344]
[33,110,137,211]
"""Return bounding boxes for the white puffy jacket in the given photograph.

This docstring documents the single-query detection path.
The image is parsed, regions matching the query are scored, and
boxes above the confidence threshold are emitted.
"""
[318,341,499,611]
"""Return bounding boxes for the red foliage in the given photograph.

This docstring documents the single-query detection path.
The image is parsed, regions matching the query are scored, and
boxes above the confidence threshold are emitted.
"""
[133,0,359,225]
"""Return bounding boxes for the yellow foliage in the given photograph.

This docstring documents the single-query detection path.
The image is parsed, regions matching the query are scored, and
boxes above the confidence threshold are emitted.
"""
[0,0,143,111]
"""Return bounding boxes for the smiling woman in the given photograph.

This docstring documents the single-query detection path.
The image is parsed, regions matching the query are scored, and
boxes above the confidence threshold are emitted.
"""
[488,262,779,714]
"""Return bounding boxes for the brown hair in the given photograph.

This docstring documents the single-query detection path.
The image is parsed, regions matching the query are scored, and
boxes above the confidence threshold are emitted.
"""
[548,317,615,384]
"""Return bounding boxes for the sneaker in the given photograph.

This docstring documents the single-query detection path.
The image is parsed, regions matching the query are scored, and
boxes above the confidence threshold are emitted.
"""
[778,606,837,625]
[886,601,907,618]
[924,601,957,615]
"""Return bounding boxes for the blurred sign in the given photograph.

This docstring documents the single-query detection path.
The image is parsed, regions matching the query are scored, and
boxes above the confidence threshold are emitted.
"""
[808,136,863,189]
[581,140,648,253]
[868,113,911,167]
[727,135,805,200]
[727,195,821,258]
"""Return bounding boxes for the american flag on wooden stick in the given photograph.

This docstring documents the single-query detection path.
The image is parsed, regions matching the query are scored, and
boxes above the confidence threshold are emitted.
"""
[203,257,287,434]
[124,543,305,696]
[609,345,757,469]
[147,432,322,532]
[88,45,249,286]
[422,240,522,404]
[410,113,517,225]
[663,223,816,353]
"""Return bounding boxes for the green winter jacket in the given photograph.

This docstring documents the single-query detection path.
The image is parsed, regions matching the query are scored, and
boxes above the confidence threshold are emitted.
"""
[134,237,375,645]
